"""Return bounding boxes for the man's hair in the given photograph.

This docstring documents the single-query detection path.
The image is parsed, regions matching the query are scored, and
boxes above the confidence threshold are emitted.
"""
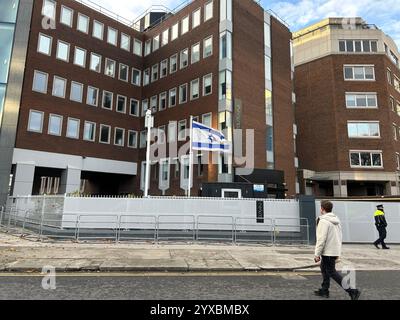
[321,200,333,213]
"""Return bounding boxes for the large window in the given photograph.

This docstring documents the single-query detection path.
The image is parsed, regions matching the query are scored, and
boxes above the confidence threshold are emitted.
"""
[52,76,66,98]
[220,31,232,60]
[84,121,96,142]
[56,40,69,62]
[119,64,129,82]
[114,128,125,146]
[339,40,378,53]
[347,121,380,138]
[190,79,200,100]
[99,125,111,144]
[203,74,212,96]
[42,0,56,20]
[70,81,83,103]
[28,110,44,133]
[37,33,52,56]
[128,130,138,148]
[48,114,63,136]
[192,8,201,28]
[0,23,16,84]
[132,68,141,86]
[171,23,179,41]
[151,64,159,82]
[102,91,113,110]
[66,118,80,139]
[181,16,189,35]
[344,65,375,81]
[93,21,104,40]
[74,47,86,67]
[77,14,89,34]
[204,1,214,21]
[191,43,200,64]
[179,83,188,104]
[87,86,99,106]
[180,49,189,69]
[133,39,142,56]
[170,54,178,73]
[162,29,169,47]
[204,36,213,58]
[350,151,383,168]
[90,53,102,73]
[60,6,73,27]
[32,70,48,93]
[117,95,127,113]
[120,33,131,51]
[345,93,378,108]
[130,99,139,117]
[105,58,116,77]
[107,27,118,46]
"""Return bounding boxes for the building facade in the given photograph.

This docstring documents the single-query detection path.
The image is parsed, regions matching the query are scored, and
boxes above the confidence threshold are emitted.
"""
[294,18,400,197]
[0,0,296,203]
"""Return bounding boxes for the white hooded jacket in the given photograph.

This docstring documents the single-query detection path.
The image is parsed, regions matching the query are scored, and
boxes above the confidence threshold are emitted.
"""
[315,212,343,257]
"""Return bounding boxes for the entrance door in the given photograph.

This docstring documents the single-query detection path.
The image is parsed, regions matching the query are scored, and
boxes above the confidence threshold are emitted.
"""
[222,189,242,199]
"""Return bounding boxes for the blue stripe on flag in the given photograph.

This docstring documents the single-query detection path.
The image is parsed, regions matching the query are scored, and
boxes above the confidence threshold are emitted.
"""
[192,121,225,140]
[192,142,230,150]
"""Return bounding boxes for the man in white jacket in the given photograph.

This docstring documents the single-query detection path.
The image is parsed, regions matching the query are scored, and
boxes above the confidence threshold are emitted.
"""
[314,200,361,300]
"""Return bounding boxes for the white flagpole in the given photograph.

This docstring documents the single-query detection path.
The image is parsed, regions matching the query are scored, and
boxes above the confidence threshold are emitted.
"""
[188,115,194,197]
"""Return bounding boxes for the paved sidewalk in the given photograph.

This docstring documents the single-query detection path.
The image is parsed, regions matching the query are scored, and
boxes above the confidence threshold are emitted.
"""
[0,232,399,273]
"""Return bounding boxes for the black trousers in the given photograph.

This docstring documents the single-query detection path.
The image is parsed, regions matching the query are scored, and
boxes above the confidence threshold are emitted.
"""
[320,256,346,292]
[375,226,387,247]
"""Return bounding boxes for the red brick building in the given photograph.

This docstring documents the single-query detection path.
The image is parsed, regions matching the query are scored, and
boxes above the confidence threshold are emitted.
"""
[294,18,400,197]
[0,0,297,201]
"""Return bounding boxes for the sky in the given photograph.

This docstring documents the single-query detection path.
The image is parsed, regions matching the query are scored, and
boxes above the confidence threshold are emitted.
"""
[93,0,400,48]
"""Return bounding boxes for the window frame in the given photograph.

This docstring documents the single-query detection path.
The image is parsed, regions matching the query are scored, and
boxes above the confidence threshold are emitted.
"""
[77,13,89,34]
[119,63,129,82]
[89,52,102,73]
[107,27,118,46]
[27,110,44,133]
[37,33,52,56]
[70,81,84,103]
[66,117,80,140]
[83,121,96,142]
[116,95,127,114]
[347,121,381,139]
[129,98,140,117]
[73,46,87,68]
[48,114,63,136]
[120,33,131,52]
[92,20,104,40]
[60,5,73,27]
[349,150,384,169]
[86,86,99,107]
[104,58,116,78]
[114,127,125,147]
[190,78,200,100]
[52,76,67,99]
[99,124,111,144]
[128,130,138,148]
[344,65,376,81]
[131,68,141,86]
[32,70,48,94]
[102,90,114,110]
[56,40,70,62]
[203,73,213,96]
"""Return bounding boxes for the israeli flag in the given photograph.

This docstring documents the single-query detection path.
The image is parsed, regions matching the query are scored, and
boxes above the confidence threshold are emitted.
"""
[192,121,230,153]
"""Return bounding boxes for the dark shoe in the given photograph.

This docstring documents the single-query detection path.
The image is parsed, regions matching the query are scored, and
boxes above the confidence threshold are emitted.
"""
[382,246,390,250]
[374,243,380,249]
[314,289,329,298]
[348,289,361,301]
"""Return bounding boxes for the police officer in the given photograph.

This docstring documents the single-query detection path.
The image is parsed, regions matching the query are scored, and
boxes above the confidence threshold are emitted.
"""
[373,205,390,250]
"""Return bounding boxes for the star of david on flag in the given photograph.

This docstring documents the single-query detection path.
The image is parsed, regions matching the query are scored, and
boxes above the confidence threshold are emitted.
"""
[191,121,231,153]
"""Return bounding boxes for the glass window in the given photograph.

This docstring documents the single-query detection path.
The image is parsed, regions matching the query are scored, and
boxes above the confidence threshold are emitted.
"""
[99,125,111,144]
[60,6,73,27]
[102,91,113,110]
[193,8,201,28]
[114,128,125,146]
[203,74,212,96]
[140,130,147,148]
[0,23,15,83]
[181,16,189,35]
[77,14,89,34]
[143,68,150,86]
[169,88,177,107]
[32,70,48,93]
[84,122,96,142]
[107,27,117,46]
[151,64,159,82]
[133,39,142,56]
[150,95,157,113]
[120,33,131,51]
[178,120,187,141]
[86,86,98,106]
[180,48,189,69]
[132,68,141,86]
[52,76,66,98]
[153,35,160,51]
[191,79,200,100]
[105,58,116,77]
[162,29,169,46]
[93,20,104,40]
[171,23,179,41]
[202,113,212,127]
[28,110,43,133]
[350,151,383,168]
[90,53,102,73]
[168,122,177,143]
[66,118,80,139]
[42,0,56,20]
[204,36,213,58]
[345,93,377,108]
[117,95,127,113]
[144,39,151,56]
[70,81,83,102]
[119,64,129,82]
[56,40,69,62]
[48,114,63,136]
[348,122,380,138]
[160,60,168,78]
[191,43,200,64]
[74,47,86,67]
[179,83,187,104]
[141,99,148,117]
[130,99,139,116]
[159,92,167,111]
[204,1,213,21]
[37,33,52,56]
[170,54,178,73]
[339,40,346,52]
[128,131,138,148]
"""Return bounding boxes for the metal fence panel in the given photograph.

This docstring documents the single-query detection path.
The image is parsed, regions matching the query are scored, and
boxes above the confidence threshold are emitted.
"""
[273,217,310,245]
[77,215,118,242]
[39,214,79,241]
[118,215,157,242]
[157,215,196,241]
[197,215,234,243]
[235,217,274,244]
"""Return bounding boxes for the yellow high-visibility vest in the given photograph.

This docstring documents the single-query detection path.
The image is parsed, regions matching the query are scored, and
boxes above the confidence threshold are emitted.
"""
[374,210,385,217]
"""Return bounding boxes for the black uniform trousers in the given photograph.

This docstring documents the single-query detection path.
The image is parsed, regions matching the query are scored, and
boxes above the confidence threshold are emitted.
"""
[375,226,387,247]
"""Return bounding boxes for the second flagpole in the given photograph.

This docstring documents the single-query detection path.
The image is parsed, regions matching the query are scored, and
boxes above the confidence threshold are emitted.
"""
[188,115,194,198]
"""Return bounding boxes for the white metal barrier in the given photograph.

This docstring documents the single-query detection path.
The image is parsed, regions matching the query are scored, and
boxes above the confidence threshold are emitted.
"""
[157,215,196,241]
[197,215,235,243]
[77,215,119,242]
[118,215,157,242]
[234,217,274,244]
[273,217,310,245]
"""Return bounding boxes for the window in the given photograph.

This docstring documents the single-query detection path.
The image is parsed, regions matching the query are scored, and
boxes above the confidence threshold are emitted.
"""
[179,83,188,104]
[345,93,378,108]
[350,151,383,168]
[107,27,117,46]
[132,68,141,86]
[93,20,104,40]
[387,69,393,85]
[114,128,125,146]
[390,96,395,111]
[56,40,69,62]
[141,99,149,117]
[37,33,52,56]
[150,95,157,113]
[151,64,159,82]
[102,91,113,110]
[220,31,232,59]
[344,65,375,81]
[202,113,212,127]
[160,59,168,78]
[140,130,147,148]
[178,120,187,141]
[394,77,400,93]
[192,8,201,28]
[48,114,63,136]
[162,29,169,46]
[190,79,200,100]
[191,43,200,64]
[393,124,398,141]
[117,95,127,113]
[120,33,131,51]
[396,153,400,170]
[160,160,169,181]
[32,71,48,93]
[42,0,56,20]
[339,39,378,53]
[128,131,138,148]
[52,76,66,98]
[90,53,102,73]
[180,49,189,69]
[133,39,142,56]
[171,23,179,41]
[143,69,150,86]
[204,1,213,21]
[119,64,129,82]
[158,126,166,144]
[203,74,212,96]
[105,58,116,77]
[70,81,83,103]
[169,88,177,107]
[60,6,73,27]
[170,54,178,73]
[130,99,139,116]
[153,35,160,51]
[347,122,380,138]
[168,121,177,143]
[203,36,213,58]
[144,39,151,56]
[159,92,167,111]
[219,70,232,100]
[84,121,96,142]
[66,118,80,139]
[74,47,86,67]
[87,86,99,106]
[181,16,189,35]
[77,14,89,34]
[99,125,111,144]
[28,110,44,133]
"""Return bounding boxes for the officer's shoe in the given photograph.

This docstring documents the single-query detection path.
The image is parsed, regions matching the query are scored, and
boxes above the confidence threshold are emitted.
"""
[314,289,329,298]
[382,246,390,250]
[373,242,380,249]
[348,289,361,301]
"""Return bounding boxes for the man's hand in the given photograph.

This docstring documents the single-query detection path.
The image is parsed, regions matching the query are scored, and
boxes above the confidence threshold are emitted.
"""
[314,256,321,263]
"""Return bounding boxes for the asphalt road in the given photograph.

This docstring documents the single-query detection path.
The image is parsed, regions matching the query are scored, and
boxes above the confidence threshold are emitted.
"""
[0,271,399,300]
